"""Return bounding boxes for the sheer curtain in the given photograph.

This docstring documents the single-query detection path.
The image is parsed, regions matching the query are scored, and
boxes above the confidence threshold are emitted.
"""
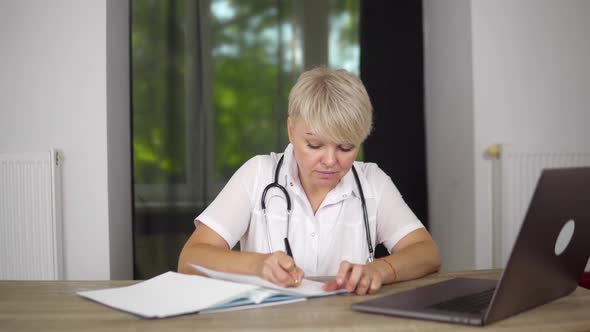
[131,0,360,279]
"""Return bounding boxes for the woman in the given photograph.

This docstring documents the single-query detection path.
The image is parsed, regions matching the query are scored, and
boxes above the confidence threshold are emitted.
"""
[178,67,441,295]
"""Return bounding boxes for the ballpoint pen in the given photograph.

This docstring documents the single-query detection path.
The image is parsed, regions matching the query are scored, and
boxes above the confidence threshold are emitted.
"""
[284,238,300,286]
[284,237,293,258]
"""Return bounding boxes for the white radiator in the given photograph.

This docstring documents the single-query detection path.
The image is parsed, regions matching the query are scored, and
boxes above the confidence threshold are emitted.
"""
[488,144,590,269]
[0,149,63,280]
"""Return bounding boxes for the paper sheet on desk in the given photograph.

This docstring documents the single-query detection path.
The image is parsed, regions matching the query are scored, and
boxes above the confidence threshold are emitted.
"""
[77,267,343,319]
[77,271,262,318]
[191,264,347,297]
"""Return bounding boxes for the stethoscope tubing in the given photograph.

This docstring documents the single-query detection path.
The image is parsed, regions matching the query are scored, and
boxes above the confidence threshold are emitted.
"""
[260,154,375,263]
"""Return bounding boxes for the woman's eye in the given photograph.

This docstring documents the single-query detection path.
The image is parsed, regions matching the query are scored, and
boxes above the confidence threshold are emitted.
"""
[339,146,354,152]
[307,143,321,149]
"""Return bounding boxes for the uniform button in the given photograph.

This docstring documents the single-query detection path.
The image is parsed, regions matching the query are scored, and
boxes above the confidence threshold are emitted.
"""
[310,232,316,237]
[290,182,294,186]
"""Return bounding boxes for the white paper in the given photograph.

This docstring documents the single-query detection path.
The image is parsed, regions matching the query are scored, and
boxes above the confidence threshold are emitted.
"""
[78,271,258,318]
[191,264,347,297]
[78,267,345,319]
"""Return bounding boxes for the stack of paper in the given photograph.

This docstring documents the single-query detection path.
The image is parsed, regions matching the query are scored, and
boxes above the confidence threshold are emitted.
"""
[77,265,345,319]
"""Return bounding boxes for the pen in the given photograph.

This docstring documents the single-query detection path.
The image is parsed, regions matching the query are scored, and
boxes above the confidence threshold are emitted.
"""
[284,238,301,287]
[284,237,294,259]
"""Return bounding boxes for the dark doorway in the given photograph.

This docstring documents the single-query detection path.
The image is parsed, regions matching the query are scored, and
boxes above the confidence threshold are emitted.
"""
[360,1,427,257]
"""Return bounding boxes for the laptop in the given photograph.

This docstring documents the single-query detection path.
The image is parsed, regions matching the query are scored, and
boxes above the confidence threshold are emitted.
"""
[352,167,590,326]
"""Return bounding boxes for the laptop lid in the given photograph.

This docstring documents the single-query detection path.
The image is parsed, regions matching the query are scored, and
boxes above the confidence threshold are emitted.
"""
[352,167,590,325]
[484,167,590,324]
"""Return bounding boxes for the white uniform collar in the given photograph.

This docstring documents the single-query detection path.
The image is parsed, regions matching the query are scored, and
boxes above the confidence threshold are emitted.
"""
[281,144,299,186]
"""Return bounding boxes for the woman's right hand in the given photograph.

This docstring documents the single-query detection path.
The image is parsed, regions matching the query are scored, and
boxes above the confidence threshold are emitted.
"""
[257,251,304,287]
[178,225,304,287]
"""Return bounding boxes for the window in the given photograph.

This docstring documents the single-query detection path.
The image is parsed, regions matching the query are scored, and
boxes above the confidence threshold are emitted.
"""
[131,0,360,278]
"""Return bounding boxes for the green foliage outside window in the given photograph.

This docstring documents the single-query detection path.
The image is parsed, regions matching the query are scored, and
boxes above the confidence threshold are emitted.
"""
[132,0,187,184]
[132,0,360,186]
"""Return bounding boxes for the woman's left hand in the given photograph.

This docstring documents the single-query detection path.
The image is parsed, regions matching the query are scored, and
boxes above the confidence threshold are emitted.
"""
[323,260,383,295]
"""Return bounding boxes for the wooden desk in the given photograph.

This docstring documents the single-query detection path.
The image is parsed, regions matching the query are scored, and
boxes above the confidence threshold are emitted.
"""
[1,269,589,331]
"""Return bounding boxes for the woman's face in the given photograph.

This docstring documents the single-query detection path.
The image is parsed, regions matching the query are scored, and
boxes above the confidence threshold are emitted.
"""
[287,117,359,193]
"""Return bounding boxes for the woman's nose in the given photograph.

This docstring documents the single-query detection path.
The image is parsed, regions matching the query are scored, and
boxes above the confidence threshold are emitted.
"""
[321,149,337,167]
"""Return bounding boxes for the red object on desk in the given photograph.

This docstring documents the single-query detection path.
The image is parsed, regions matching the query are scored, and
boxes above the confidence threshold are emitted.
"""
[580,272,590,289]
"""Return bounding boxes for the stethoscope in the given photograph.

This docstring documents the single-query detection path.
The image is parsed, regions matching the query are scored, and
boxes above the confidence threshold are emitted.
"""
[260,155,374,263]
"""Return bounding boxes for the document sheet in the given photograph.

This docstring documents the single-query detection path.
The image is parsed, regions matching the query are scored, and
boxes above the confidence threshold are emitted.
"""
[77,267,345,318]
[77,272,299,318]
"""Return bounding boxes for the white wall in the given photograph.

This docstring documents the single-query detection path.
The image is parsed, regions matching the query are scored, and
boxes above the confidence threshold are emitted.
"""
[423,0,476,272]
[425,0,590,271]
[471,0,590,268]
[0,0,132,279]
[106,0,133,280]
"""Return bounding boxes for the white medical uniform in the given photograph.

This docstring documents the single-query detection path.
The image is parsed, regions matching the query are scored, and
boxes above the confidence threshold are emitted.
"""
[195,144,423,276]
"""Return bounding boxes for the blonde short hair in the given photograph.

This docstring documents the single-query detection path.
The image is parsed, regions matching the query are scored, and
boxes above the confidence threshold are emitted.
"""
[288,67,373,146]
